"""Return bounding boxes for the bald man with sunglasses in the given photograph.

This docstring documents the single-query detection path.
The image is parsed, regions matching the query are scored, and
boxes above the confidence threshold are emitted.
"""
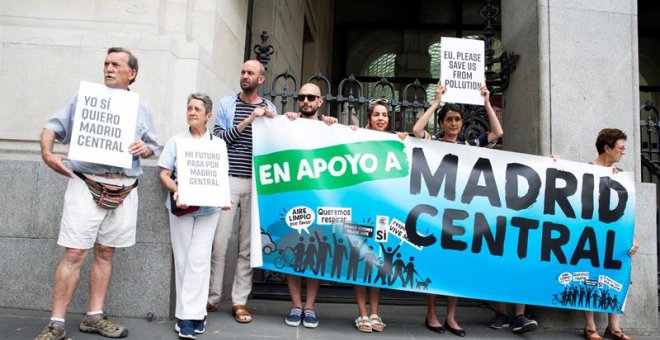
[281,83,338,329]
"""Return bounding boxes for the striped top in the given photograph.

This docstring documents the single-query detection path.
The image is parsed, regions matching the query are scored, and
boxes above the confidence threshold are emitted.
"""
[213,97,268,177]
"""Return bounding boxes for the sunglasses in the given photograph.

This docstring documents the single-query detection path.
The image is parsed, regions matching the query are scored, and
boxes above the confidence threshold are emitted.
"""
[368,98,390,105]
[297,94,320,102]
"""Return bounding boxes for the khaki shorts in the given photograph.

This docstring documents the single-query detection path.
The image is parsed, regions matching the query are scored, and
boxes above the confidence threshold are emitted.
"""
[57,174,138,249]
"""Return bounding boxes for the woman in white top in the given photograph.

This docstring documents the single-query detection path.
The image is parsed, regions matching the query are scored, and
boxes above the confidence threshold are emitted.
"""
[158,93,230,339]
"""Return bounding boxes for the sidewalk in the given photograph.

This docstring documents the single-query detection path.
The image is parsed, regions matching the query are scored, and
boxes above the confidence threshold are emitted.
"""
[2,299,657,340]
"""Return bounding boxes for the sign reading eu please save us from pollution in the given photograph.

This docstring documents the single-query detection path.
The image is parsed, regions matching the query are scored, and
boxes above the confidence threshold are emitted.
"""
[68,81,139,168]
[440,37,485,105]
[250,116,636,314]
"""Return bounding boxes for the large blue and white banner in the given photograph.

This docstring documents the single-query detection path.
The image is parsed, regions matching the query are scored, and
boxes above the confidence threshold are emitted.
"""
[251,116,635,314]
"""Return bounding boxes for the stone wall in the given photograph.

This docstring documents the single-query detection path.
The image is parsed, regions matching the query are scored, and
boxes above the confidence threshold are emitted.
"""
[0,154,173,318]
[503,0,658,333]
[0,0,249,149]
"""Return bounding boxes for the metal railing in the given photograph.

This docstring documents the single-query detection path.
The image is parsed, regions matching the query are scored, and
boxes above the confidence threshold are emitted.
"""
[262,72,497,141]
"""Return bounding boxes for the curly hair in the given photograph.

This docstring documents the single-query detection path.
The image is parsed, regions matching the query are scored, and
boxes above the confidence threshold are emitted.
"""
[595,128,627,154]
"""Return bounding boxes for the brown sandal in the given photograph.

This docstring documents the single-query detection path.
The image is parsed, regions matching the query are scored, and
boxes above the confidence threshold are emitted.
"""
[604,327,633,340]
[232,305,253,323]
[584,328,603,340]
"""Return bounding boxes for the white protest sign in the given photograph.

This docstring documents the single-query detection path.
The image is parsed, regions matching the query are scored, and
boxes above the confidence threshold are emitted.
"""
[375,215,389,243]
[176,138,231,207]
[440,37,485,105]
[388,218,422,250]
[68,81,139,168]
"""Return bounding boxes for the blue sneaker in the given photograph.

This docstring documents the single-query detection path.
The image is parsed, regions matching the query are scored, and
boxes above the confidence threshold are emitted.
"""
[285,307,303,327]
[489,312,509,329]
[511,314,538,334]
[193,317,206,334]
[302,308,319,328]
[174,320,196,339]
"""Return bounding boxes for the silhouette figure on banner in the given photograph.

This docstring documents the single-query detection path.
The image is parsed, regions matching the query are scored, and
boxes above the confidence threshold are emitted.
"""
[330,233,348,279]
[346,237,369,281]
[292,237,306,272]
[374,243,401,285]
[301,237,318,274]
[403,256,421,288]
[388,253,406,286]
[314,231,332,276]
[361,245,379,283]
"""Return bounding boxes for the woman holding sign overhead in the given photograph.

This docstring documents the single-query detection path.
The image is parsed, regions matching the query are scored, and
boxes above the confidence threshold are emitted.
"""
[158,93,230,339]
[412,82,503,337]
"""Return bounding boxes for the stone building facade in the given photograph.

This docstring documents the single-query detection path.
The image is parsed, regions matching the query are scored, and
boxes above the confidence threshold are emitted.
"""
[0,0,656,334]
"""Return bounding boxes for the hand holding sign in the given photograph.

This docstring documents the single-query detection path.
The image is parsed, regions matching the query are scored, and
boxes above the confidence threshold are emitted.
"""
[129,140,152,158]
[480,84,490,105]
[253,107,275,119]
[431,82,447,105]
[172,191,189,209]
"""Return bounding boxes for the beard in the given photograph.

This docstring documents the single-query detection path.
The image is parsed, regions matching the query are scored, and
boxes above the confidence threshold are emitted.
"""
[240,81,258,92]
[299,104,317,117]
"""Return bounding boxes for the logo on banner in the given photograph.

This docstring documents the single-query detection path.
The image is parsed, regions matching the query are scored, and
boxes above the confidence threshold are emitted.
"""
[285,206,315,234]
[375,215,389,242]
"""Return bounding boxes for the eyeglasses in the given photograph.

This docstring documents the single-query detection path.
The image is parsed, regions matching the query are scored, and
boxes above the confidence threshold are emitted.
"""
[297,94,320,102]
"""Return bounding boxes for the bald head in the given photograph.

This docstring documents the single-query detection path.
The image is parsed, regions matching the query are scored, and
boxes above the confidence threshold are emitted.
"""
[299,83,321,96]
[244,60,265,75]
[240,60,266,93]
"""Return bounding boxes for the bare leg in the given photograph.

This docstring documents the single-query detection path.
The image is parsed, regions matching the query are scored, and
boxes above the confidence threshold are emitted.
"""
[446,296,462,329]
[426,294,442,327]
[304,278,320,309]
[51,248,88,318]
[514,304,525,316]
[354,285,368,316]
[87,243,115,312]
[607,313,622,332]
[369,287,380,315]
[286,275,303,308]
[584,311,597,331]
[496,302,508,315]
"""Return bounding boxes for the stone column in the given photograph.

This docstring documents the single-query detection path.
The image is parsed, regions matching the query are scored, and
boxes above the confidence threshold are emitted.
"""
[502,0,657,333]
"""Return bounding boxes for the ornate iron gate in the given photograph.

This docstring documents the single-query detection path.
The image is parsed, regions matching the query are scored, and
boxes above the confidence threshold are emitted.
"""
[250,0,517,302]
